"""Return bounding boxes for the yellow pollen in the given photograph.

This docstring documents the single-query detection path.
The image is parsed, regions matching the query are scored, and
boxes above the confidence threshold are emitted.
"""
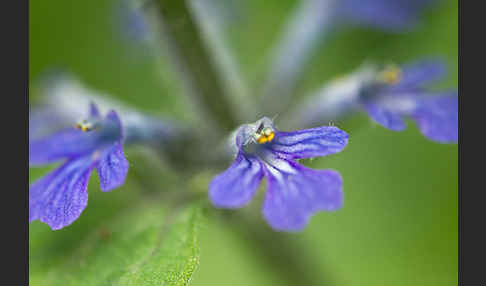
[379,65,402,85]
[256,128,275,144]
[75,120,94,132]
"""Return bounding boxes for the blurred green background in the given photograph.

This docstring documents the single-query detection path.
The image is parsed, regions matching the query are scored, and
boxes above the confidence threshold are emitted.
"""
[30,0,457,285]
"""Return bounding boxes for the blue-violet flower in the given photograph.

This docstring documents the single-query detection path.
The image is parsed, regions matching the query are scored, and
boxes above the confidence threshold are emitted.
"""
[292,59,458,144]
[360,60,458,143]
[337,0,436,31]
[209,117,348,232]
[29,103,129,230]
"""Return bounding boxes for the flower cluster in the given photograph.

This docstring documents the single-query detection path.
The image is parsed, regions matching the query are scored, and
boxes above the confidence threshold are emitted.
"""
[30,0,457,233]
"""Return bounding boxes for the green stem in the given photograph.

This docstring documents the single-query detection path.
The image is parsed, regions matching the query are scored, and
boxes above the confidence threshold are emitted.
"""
[151,0,240,133]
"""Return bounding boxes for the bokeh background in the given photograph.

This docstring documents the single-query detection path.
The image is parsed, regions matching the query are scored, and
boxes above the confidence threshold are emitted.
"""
[29,0,458,285]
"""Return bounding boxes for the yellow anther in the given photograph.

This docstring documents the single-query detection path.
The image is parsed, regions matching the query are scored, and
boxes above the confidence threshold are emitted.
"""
[256,127,275,144]
[256,136,267,144]
[266,132,275,142]
[378,65,402,85]
[75,120,94,132]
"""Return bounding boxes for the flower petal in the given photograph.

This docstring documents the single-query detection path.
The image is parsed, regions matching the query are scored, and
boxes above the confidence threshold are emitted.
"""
[209,152,264,208]
[105,110,124,138]
[29,156,95,230]
[262,159,343,232]
[363,102,406,131]
[339,0,435,31]
[268,126,348,159]
[411,94,458,143]
[29,128,103,166]
[89,102,101,119]
[29,110,123,166]
[392,59,446,91]
[96,141,129,192]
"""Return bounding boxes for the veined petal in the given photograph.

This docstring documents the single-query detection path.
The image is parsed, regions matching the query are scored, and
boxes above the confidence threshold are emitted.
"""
[96,141,129,192]
[262,159,343,232]
[29,156,95,230]
[410,94,458,143]
[268,126,348,159]
[209,152,264,208]
[363,102,406,131]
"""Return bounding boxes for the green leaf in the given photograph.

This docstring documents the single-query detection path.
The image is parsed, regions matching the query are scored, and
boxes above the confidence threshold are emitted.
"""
[29,200,202,286]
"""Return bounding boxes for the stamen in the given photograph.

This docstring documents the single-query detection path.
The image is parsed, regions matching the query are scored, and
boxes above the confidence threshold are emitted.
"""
[75,119,97,132]
[256,126,275,144]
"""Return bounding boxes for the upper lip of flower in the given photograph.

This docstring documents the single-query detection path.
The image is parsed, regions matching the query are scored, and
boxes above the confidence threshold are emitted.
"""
[29,104,124,167]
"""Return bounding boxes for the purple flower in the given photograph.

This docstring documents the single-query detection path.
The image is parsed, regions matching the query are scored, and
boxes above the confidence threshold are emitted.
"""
[113,0,157,58]
[117,0,150,43]
[338,0,437,31]
[261,0,440,116]
[209,117,348,231]
[29,103,129,230]
[361,60,458,143]
[289,59,457,144]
